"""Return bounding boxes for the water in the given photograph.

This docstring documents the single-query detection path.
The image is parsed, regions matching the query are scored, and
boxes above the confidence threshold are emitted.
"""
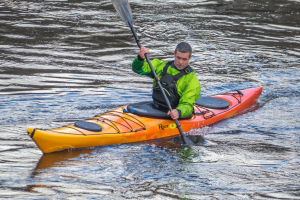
[1,0,300,199]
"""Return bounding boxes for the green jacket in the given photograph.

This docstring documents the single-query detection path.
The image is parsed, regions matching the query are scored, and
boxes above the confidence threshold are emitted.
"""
[132,57,201,118]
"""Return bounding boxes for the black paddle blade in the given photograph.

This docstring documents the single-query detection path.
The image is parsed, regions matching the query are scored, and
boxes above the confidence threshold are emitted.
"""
[186,134,206,145]
[111,0,133,26]
[182,135,195,146]
[173,135,195,146]
[174,119,195,145]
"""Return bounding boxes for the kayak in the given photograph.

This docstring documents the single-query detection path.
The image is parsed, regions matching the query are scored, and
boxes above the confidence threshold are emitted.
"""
[27,87,263,153]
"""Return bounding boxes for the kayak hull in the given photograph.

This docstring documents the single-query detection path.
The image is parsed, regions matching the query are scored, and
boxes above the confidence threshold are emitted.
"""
[28,87,263,153]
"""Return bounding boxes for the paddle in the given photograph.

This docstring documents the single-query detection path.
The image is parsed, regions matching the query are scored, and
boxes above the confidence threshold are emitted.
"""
[111,0,194,145]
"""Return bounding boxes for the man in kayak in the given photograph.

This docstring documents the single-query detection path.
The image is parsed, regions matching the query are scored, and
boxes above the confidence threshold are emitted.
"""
[132,42,201,120]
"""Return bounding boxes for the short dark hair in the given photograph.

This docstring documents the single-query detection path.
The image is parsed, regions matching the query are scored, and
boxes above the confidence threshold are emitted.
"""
[175,42,192,57]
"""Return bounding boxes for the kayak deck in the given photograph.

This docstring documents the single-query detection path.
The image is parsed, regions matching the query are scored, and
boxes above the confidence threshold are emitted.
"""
[27,87,263,153]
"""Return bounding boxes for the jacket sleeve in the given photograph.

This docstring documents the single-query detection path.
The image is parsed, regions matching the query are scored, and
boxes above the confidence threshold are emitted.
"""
[176,75,201,118]
[132,56,166,79]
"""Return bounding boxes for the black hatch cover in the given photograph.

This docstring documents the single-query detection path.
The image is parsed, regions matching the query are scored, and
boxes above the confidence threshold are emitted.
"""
[74,121,103,132]
[196,97,230,109]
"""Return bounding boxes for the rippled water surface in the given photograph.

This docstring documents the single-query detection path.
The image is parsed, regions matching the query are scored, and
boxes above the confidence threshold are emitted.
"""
[1,0,300,199]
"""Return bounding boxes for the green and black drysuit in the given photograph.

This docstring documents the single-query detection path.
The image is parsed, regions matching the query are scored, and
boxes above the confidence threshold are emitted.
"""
[132,56,201,118]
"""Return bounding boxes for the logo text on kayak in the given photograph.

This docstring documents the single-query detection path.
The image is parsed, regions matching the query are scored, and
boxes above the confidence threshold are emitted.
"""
[158,124,168,130]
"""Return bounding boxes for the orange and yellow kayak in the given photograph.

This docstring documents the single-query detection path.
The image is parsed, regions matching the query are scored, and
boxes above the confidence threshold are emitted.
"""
[27,87,263,153]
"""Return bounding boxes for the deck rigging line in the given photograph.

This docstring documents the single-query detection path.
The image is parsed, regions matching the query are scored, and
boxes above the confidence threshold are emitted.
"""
[194,91,243,119]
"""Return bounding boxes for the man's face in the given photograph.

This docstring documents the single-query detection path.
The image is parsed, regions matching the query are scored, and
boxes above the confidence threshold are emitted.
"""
[174,51,191,70]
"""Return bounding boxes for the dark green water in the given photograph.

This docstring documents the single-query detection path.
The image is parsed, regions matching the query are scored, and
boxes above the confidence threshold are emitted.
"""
[0,0,299,199]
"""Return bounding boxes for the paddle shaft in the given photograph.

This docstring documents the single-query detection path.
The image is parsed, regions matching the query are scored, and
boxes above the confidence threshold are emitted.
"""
[128,23,189,144]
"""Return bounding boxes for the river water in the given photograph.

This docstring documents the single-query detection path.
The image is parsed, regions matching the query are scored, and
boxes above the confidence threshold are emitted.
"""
[1,0,300,199]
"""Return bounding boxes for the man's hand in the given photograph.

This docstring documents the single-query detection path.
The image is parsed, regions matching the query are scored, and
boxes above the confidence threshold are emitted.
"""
[139,46,150,60]
[167,109,179,120]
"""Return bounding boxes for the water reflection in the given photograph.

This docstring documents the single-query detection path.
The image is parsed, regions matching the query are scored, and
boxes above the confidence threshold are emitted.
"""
[30,137,206,174]
[27,139,218,198]
[31,149,93,174]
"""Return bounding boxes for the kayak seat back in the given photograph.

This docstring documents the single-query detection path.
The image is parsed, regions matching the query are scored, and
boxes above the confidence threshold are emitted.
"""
[126,101,193,119]
[196,97,230,109]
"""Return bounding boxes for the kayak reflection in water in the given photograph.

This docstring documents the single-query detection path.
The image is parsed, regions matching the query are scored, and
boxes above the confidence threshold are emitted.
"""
[132,42,201,120]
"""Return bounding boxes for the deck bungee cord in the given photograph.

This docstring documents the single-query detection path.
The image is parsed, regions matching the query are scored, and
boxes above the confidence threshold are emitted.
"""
[93,111,147,134]
[194,90,244,119]
[42,110,147,136]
